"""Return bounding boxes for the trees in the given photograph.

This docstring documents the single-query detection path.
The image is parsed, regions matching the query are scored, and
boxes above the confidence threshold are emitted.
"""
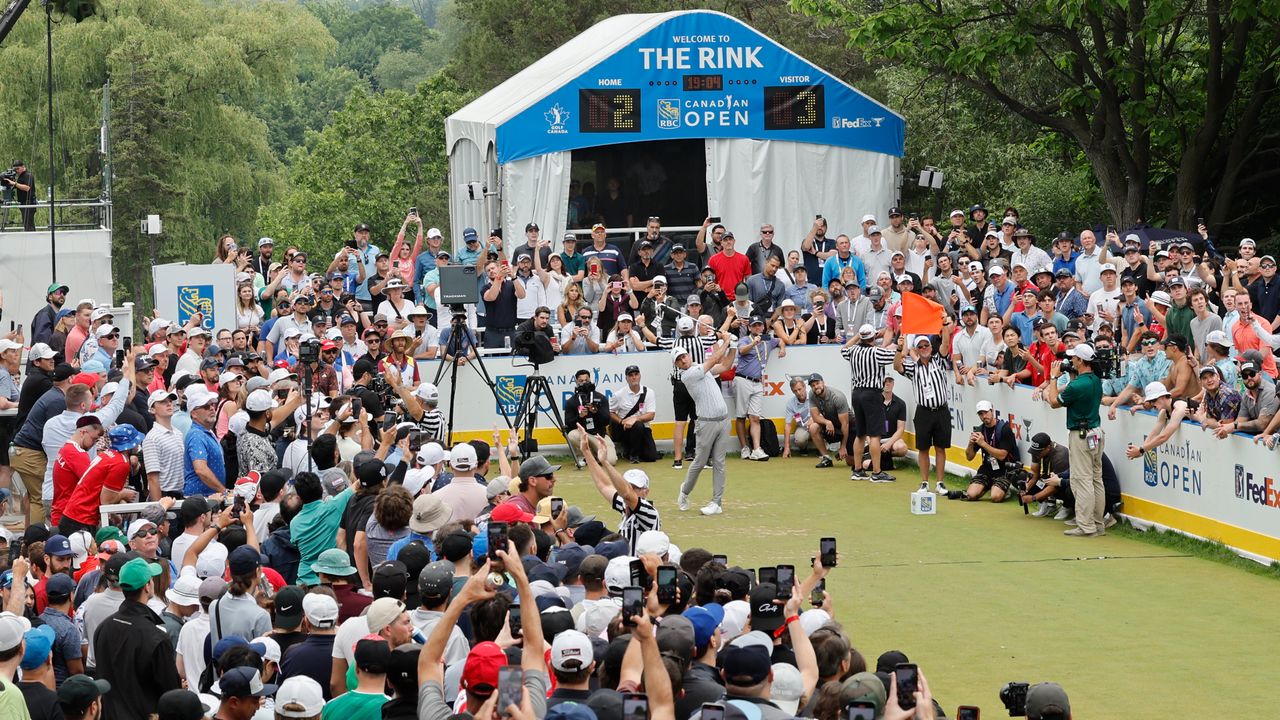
[793,0,1280,233]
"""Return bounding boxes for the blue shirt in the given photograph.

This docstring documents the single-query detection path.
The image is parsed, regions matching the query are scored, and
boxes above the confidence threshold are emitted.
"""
[387,533,435,562]
[736,336,779,379]
[421,268,441,309]
[987,282,1017,318]
[456,244,483,268]
[353,244,381,301]
[1126,353,1173,390]
[1052,252,1079,277]
[821,253,865,289]
[1055,287,1089,320]
[183,422,225,496]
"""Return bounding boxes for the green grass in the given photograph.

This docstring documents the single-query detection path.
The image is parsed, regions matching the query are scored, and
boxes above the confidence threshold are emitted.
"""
[546,453,1277,717]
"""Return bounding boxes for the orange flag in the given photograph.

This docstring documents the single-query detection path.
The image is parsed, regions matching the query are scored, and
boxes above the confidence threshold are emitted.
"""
[899,291,945,335]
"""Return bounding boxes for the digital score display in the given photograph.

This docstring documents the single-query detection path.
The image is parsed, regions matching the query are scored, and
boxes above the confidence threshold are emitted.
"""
[579,89,641,133]
[682,74,723,91]
[763,85,826,130]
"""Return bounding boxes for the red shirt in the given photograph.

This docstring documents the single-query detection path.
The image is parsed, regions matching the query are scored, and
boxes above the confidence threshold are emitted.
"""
[1028,341,1062,387]
[707,252,751,300]
[62,450,130,526]
[51,442,91,525]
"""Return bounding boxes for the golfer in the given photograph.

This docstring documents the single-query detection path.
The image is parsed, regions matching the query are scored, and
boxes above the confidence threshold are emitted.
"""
[673,331,737,517]
[1045,343,1106,536]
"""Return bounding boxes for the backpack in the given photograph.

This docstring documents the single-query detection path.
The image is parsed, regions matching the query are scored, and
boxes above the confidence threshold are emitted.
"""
[759,418,783,457]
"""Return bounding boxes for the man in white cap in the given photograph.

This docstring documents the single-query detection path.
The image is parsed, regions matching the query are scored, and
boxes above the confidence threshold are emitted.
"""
[673,330,738,516]
[581,436,659,552]
[949,400,1021,502]
[142,389,185,498]
[660,315,713,469]
[841,324,898,482]
[174,327,211,378]
[1046,343,1107,536]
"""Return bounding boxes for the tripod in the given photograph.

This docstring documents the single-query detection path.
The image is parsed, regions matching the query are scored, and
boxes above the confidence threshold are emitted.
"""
[510,367,578,465]
[434,307,509,446]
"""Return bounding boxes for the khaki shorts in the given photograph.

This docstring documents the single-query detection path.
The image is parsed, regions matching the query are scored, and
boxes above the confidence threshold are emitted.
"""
[733,376,763,418]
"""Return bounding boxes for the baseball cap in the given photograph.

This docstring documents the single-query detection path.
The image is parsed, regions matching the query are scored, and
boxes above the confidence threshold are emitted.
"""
[491,502,535,524]
[840,672,887,715]
[622,468,649,489]
[987,265,1006,277]
[45,534,74,557]
[58,675,112,715]
[20,625,55,670]
[156,689,209,720]
[220,666,278,698]
[634,530,669,556]
[303,592,339,627]
[519,454,560,480]
[1205,330,1230,347]
[274,676,325,718]
[721,644,772,686]
[748,583,786,635]
[668,346,689,363]
[683,604,725,649]
[1026,682,1070,720]
[550,629,594,671]
[354,637,392,674]
[118,557,163,591]
[418,560,455,600]
[1066,343,1096,361]
[450,443,478,471]
[228,545,262,576]
[462,641,507,694]
[46,572,76,603]
[857,323,876,338]
[365,597,406,634]
[28,343,56,361]
[771,663,805,715]
[975,400,994,413]
[1028,433,1053,455]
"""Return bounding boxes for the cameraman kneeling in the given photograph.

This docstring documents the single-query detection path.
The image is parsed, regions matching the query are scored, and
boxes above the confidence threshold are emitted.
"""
[565,370,617,465]
[948,400,1022,501]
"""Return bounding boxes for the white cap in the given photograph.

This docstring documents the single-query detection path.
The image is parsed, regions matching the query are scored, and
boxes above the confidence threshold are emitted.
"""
[968,261,984,272]
[274,676,326,718]
[99,382,119,399]
[1100,263,1117,273]
[417,442,447,467]
[28,343,56,360]
[148,389,177,407]
[771,663,805,716]
[604,556,634,591]
[622,468,649,488]
[1205,330,1230,346]
[90,307,113,322]
[975,400,994,413]
[911,334,932,347]
[449,443,477,471]
[550,629,594,671]
[949,209,965,218]
[652,275,667,285]
[720,600,749,643]
[415,382,439,403]
[890,250,905,259]
[94,324,118,338]
[635,530,670,557]
[857,324,876,338]
[126,518,155,539]
[987,265,1006,276]
[148,344,168,357]
[669,346,690,363]
[676,316,695,333]
[185,386,218,409]
[0,339,20,354]
[860,213,877,224]
[267,368,298,385]
[778,298,796,309]
[1240,238,1256,247]
[426,227,443,238]
[1143,381,1170,402]
[798,608,832,636]
[186,327,211,339]
[244,389,273,412]
[66,529,93,567]
[1066,343,1096,361]
[402,466,435,497]
[867,225,882,235]
[302,592,339,626]
[731,630,774,653]
[218,371,241,385]
[165,575,202,608]
[1001,215,1018,225]
[1151,290,1172,306]
[282,327,302,340]
[985,229,1000,239]
[0,612,32,651]
[250,635,282,664]
[617,313,634,322]
[408,305,429,318]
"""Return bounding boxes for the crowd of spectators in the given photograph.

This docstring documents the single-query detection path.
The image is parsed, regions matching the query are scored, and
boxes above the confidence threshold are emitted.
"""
[3,200,1275,718]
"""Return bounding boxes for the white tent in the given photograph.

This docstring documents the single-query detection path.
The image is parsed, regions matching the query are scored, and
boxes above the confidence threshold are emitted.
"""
[446,10,904,251]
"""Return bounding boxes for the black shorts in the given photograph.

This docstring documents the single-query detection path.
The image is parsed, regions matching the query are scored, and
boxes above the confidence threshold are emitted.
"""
[913,405,952,451]
[672,382,697,422]
[850,389,885,438]
[972,468,1014,493]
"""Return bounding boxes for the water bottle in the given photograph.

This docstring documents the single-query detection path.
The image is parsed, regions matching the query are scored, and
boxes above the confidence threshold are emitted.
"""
[503,335,511,351]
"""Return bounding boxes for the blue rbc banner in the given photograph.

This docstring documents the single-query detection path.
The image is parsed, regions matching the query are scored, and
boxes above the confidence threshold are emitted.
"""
[495,11,904,163]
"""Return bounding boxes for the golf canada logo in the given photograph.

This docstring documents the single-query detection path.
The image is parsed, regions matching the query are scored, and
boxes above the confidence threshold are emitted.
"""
[544,104,570,134]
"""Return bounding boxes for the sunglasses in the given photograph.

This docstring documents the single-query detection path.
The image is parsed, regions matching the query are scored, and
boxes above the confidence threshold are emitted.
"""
[132,527,159,538]
[761,230,775,234]
[291,258,306,263]
[1262,264,1277,269]
[1141,339,1159,346]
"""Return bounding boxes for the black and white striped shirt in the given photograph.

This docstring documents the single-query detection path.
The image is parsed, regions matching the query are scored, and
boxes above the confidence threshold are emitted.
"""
[901,355,952,409]
[661,333,715,381]
[841,343,897,390]
[613,492,661,552]
[416,408,446,443]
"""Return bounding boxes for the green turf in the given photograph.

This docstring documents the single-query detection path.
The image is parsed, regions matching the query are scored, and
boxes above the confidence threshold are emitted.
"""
[548,453,1277,716]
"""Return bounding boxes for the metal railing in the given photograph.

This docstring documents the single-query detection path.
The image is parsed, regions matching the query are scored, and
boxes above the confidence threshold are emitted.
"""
[0,197,112,232]
[565,224,704,245]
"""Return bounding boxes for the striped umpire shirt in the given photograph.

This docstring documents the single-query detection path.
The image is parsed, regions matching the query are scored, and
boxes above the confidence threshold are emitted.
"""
[661,333,715,381]
[613,493,661,553]
[901,355,952,409]
[841,342,898,390]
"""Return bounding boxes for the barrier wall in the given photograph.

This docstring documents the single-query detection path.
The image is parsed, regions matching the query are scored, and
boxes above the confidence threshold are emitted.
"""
[423,345,1280,564]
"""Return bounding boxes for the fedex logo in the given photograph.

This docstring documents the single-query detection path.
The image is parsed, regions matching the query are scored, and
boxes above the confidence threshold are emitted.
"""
[1234,464,1280,508]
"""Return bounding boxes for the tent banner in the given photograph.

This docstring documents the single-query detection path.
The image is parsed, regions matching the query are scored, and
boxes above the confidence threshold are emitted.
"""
[496,11,904,163]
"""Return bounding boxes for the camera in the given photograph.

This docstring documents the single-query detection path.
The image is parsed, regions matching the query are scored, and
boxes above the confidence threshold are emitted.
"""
[999,682,1030,716]
[1094,344,1121,379]
[0,169,15,186]
[298,337,321,365]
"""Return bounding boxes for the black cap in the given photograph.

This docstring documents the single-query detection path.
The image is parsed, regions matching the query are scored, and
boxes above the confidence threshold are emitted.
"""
[624,365,640,374]
[1029,433,1053,455]
[388,645,420,688]
[372,560,410,600]
[876,650,910,674]
[51,363,77,381]
[525,222,539,232]
[748,583,785,634]
[58,675,111,714]
[671,243,686,252]
[273,586,306,628]
[355,638,392,673]
[887,207,903,216]
[179,495,211,524]
[357,459,388,486]
[156,689,208,720]
[354,223,371,232]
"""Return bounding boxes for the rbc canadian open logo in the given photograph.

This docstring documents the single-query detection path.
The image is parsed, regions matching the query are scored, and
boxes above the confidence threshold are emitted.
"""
[177,285,214,330]
[495,375,526,416]
[1142,448,1158,487]
[657,99,681,129]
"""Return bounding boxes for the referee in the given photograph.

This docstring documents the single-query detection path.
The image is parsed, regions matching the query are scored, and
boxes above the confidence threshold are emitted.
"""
[660,316,714,468]
[894,317,955,489]
[841,324,899,482]
[673,331,737,516]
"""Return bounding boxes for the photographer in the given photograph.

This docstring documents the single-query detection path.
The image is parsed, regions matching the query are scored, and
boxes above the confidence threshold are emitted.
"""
[1024,432,1122,529]
[565,370,616,465]
[3,160,36,230]
[609,365,658,463]
[947,400,1021,501]
[480,259,524,350]
[1046,343,1107,537]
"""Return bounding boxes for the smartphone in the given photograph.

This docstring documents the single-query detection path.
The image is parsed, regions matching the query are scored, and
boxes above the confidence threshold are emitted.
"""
[622,693,649,720]
[621,586,643,627]
[14,324,20,337]
[820,537,837,567]
[1197,217,1205,226]
[549,497,564,519]
[409,430,423,453]
[114,348,125,369]
[712,554,728,566]
[708,216,721,224]
[345,239,358,250]
[847,703,876,720]
[350,397,362,417]
[508,603,522,638]
[745,568,756,585]
[122,336,132,353]
[487,522,508,563]
[629,558,649,590]
[956,707,981,720]
[393,261,400,269]
[656,564,677,605]
[233,494,245,519]
[408,207,418,216]
[757,566,777,586]
[775,565,794,600]
[816,214,823,220]
[810,578,825,606]
[699,704,726,720]
[497,666,523,715]
[894,663,919,710]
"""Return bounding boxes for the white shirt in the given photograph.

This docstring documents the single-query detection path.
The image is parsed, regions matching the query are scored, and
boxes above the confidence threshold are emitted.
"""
[558,323,601,355]
[951,325,995,370]
[1010,246,1052,275]
[332,614,369,668]
[171,532,227,572]
[254,501,280,540]
[605,330,644,353]
[376,298,413,325]
[515,273,545,318]
[143,422,186,493]
[432,476,489,523]
[175,348,204,378]
[342,338,368,359]
[176,611,210,686]
[1086,285,1123,330]
[860,246,892,283]
[1074,247,1105,294]
[281,439,315,475]
[609,384,656,421]
[80,588,124,668]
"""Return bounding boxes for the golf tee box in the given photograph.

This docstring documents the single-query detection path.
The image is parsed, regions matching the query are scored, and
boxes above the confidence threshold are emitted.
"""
[911,484,937,515]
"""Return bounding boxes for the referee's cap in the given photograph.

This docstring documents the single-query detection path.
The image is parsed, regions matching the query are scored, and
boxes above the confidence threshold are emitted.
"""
[912,334,932,347]
[669,347,690,363]
[857,324,876,338]
[677,316,695,333]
